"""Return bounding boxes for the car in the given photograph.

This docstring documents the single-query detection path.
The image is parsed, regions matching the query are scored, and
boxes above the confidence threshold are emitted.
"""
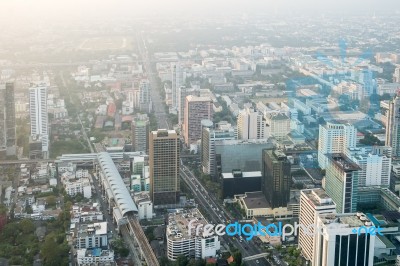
[256,260,259,264]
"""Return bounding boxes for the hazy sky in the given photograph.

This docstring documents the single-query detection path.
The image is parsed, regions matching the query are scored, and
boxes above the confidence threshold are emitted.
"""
[0,0,398,24]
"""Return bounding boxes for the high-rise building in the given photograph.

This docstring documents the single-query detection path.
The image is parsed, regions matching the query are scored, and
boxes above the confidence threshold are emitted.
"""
[318,122,356,169]
[131,116,149,153]
[139,79,151,113]
[261,149,291,208]
[171,63,183,110]
[183,95,213,146]
[386,92,400,157]
[313,212,376,266]
[394,67,400,83]
[237,107,269,140]
[325,153,360,213]
[264,112,290,140]
[149,129,180,205]
[346,146,392,187]
[200,120,235,178]
[178,86,200,125]
[29,85,49,159]
[0,82,16,158]
[299,189,336,265]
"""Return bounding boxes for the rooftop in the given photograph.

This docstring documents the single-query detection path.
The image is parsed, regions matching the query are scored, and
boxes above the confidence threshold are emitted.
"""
[221,171,262,179]
[301,188,335,207]
[241,191,270,209]
[319,212,371,228]
[166,208,209,240]
[327,153,361,171]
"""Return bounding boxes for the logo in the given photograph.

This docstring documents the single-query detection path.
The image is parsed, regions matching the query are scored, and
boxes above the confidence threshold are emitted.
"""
[188,220,383,241]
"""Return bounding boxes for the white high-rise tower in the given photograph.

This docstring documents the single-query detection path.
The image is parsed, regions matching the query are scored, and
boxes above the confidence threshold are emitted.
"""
[29,85,49,158]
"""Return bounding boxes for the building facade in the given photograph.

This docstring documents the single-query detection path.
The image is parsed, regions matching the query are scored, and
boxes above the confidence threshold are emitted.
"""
[318,122,356,169]
[237,107,269,140]
[262,149,291,208]
[298,189,336,265]
[149,129,180,205]
[0,82,16,158]
[325,153,360,213]
[386,93,400,157]
[29,85,49,159]
[132,118,149,153]
[183,95,213,146]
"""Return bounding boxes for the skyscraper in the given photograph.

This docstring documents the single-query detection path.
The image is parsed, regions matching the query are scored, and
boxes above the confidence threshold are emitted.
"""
[171,63,183,110]
[237,107,269,140]
[149,129,180,205]
[325,153,360,213]
[318,122,356,169]
[299,189,336,265]
[261,149,291,208]
[29,85,49,159]
[139,79,151,113]
[386,92,400,157]
[183,95,213,146]
[178,86,200,126]
[0,82,16,158]
[131,116,149,153]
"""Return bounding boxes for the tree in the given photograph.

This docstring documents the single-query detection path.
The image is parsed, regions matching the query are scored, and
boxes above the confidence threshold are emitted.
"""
[175,255,188,266]
[20,219,35,234]
[233,251,242,265]
[46,195,57,207]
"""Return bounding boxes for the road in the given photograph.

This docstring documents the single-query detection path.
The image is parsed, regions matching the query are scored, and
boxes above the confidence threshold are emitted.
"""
[180,164,272,266]
[136,31,170,130]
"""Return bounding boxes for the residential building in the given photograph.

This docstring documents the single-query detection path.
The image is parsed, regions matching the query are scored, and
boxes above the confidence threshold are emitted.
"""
[171,63,183,110]
[237,107,269,140]
[325,153,360,213]
[63,177,92,199]
[265,112,290,140]
[298,189,336,265]
[178,86,200,125]
[76,248,114,266]
[149,129,180,205]
[133,192,153,220]
[262,149,291,208]
[75,222,108,249]
[183,95,213,146]
[318,122,356,169]
[139,79,151,113]
[345,146,391,187]
[166,209,220,261]
[29,85,49,159]
[386,93,400,157]
[0,82,16,157]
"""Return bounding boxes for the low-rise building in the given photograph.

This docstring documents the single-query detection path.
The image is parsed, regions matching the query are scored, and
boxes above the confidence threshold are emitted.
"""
[75,222,108,249]
[76,248,114,266]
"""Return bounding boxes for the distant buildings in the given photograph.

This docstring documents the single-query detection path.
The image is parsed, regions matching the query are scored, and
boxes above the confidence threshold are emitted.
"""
[29,84,49,159]
[318,122,356,169]
[386,93,400,157]
[325,153,360,213]
[0,82,16,158]
[183,95,213,146]
[265,112,290,140]
[299,189,336,264]
[139,79,152,113]
[237,107,269,140]
[149,129,180,205]
[262,149,291,208]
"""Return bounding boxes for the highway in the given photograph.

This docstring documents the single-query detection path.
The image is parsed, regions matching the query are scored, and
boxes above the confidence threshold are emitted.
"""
[136,31,170,130]
[180,164,272,266]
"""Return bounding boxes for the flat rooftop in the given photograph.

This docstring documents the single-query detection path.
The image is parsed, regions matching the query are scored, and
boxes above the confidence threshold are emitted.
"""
[327,153,361,171]
[242,191,270,209]
[301,188,335,207]
[166,209,209,240]
[221,171,262,179]
[319,213,370,228]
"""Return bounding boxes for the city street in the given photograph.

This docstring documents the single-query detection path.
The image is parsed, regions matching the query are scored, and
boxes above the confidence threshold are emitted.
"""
[180,164,272,266]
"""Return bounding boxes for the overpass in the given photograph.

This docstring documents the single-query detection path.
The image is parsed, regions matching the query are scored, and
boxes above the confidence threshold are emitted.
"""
[243,253,270,262]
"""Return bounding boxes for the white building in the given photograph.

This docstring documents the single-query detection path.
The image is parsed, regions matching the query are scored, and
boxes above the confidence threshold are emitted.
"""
[318,122,356,169]
[139,79,152,113]
[237,107,269,140]
[166,209,220,261]
[346,146,392,187]
[29,85,49,158]
[77,248,114,266]
[298,189,336,265]
[265,112,290,140]
[75,222,108,249]
[172,62,184,110]
[386,93,400,157]
[64,178,92,199]
[133,191,153,220]
[313,213,376,266]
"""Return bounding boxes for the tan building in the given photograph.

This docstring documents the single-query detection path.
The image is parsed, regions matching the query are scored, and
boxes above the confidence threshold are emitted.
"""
[149,129,180,205]
[265,112,290,140]
[298,189,336,265]
[183,95,213,146]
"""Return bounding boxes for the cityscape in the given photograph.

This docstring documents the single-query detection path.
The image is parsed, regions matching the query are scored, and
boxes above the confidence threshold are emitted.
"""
[1,0,400,265]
